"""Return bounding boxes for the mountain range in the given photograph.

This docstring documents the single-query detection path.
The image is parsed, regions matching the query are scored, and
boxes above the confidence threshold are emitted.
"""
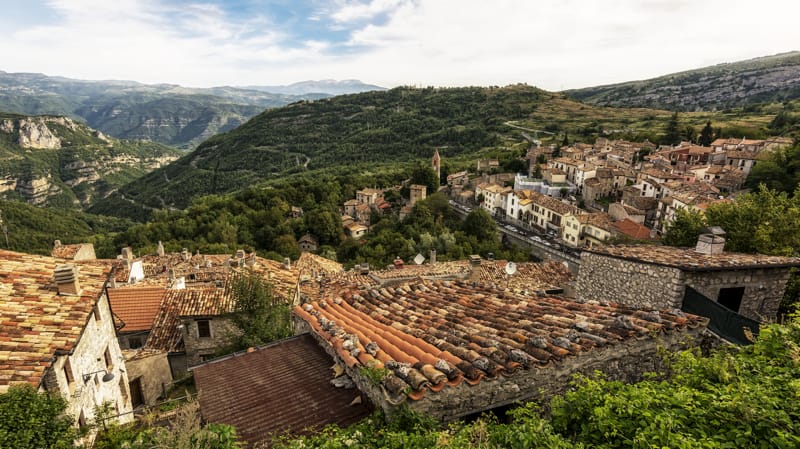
[0,72,383,149]
[565,51,800,111]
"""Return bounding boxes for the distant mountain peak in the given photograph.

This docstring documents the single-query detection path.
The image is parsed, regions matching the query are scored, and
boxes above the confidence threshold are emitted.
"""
[240,79,386,96]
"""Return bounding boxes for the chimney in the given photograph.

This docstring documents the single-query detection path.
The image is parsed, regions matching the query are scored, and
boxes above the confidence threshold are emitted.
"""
[168,268,175,280]
[157,241,165,257]
[54,264,81,296]
[246,253,256,268]
[695,226,726,255]
[236,249,245,260]
[121,247,133,260]
[181,248,189,261]
[53,239,62,248]
[430,248,437,265]
[283,257,291,269]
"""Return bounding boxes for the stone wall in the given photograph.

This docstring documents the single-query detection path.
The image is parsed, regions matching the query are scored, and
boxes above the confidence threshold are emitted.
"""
[685,268,792,321]
[42,292,133,434]
[574,252,685,309]
[413,327,704,421]
[125,351,173,406]
[181,316,241,368]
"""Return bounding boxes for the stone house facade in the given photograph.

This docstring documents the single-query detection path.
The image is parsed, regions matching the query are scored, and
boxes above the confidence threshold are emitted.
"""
[0,250,133,439]
[574,245,800,322]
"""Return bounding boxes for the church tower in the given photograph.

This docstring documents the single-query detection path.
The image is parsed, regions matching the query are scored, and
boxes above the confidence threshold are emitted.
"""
[432,148,441,185]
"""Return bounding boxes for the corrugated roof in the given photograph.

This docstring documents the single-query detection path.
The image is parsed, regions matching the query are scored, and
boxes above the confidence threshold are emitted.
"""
[294,279,705,404]
[0,249,113,392]
[107,288,167,332]
[193,333,372,446]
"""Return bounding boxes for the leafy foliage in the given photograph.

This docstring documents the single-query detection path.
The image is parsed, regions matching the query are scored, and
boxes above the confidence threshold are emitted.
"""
[0,198,133,257]
[227,271,293,349]
[0,384,77,449]
[661,208,707,247]
[746,143,800,193]
[274,321,800,448]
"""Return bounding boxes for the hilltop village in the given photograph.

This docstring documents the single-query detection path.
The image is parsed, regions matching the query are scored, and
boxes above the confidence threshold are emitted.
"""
[1,130,799,446]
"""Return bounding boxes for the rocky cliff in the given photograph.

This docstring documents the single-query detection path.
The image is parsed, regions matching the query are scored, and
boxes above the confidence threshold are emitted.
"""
[0,113,180,207]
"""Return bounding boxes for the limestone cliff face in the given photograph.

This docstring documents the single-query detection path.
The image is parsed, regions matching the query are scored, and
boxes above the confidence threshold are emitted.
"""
[0,116,76,149]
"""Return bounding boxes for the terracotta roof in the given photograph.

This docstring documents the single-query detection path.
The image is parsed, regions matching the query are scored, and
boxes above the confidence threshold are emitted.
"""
[294,279,705,404]
[193,333,372,446]
[50,243,85,259]
[108,288,166,332]
[612,219,653,240]
[296,252,343,276]
[578,212,614,231]
[586,245,800,271]
[370,260,472,281]
[0,250,113,392]
[529,191,578,216]
[242,258,299,302]
[477,261,573,292]
[145,288,234,353]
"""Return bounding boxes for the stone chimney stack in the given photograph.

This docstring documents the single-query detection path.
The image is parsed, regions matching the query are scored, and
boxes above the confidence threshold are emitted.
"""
[695,226,726,255]
[121,247,133,260]
[53,240,62,248]
[54,264,81,296]
[430,248,437,265]
[181,248,189,261]
[283,257,291,269]
[246,252,256,268]
[157,241,165,257]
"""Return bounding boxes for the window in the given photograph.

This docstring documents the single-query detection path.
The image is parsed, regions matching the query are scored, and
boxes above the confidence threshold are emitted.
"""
[197,320,211,338]
[63,358,74,385]
[128,336,143,349]
[104,346,113,370]
[718,287,745,313]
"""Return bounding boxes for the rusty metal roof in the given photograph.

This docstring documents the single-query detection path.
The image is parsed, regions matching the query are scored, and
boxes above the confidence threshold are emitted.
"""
[193,333,372,446]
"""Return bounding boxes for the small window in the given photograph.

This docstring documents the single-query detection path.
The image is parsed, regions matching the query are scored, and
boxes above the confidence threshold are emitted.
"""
[93,304,102,324]
[63,358,74,385]
[197,320,211,338]
[104,347,113,370]
[128,336,143,349]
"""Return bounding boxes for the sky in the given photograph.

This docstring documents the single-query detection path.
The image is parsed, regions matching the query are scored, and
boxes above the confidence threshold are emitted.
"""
[1,0,799,91]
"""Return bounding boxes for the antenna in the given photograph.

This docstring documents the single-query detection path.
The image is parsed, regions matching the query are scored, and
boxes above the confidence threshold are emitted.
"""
[413,253,425,265]
[0,209,8,248]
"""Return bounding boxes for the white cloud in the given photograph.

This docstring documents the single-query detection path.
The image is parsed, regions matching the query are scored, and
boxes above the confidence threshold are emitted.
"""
[2,0,799,89]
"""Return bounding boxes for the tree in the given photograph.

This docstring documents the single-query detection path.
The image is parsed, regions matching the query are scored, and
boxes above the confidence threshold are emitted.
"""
[699,121,714,146]
[228,271,293,349]
[683,125,697,143]
[0,384,77,449]
[661,112,681,146]
[410,165,439,194]
[561,132,569,147]
[462,208,498,243]
[662,208,707,247]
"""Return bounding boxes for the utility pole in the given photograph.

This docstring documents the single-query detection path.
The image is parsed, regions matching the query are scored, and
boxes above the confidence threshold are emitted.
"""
[0,209,8,248]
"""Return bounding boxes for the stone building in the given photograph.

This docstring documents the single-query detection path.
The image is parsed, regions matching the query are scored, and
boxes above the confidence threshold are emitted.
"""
[293,278,707,422]
[121,349,173,408]
[574,241,800,322]
[0,250,133,440]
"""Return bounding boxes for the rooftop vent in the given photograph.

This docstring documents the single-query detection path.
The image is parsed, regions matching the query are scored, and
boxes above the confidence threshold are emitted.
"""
[54,264,81,296]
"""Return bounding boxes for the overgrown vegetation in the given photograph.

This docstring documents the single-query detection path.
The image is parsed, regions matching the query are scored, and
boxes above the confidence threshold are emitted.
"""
[271,321,800,448]
[0,384,77,449]
[0,198,133,257]
[663,184,800,313]
[227,271,293,350]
